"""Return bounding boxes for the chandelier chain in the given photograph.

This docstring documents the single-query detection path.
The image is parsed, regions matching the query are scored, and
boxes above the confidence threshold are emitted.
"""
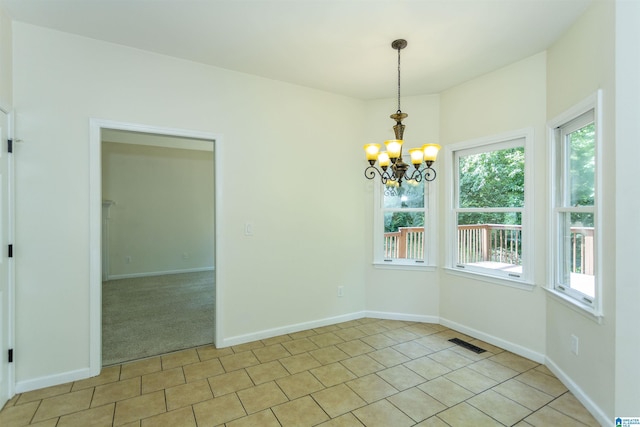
[397,46,402,114]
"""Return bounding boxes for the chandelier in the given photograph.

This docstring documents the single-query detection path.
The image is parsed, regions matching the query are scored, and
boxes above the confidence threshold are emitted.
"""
[363,39,441,187]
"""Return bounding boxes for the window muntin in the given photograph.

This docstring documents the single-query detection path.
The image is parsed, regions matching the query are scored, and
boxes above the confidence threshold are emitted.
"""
[554,110,596,304]
[374,162,432,265]
[453,139,526,279]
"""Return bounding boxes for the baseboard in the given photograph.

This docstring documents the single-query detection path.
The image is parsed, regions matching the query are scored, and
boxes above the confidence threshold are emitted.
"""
[219,311,367,347]
[545,357,610,426]
[365,310,440,324]
[220,311,441,348]
[12,311,607,427]
[439,317,546,364]
[107,267,215,281]
[15,368,93,394]
[430,317,606,424]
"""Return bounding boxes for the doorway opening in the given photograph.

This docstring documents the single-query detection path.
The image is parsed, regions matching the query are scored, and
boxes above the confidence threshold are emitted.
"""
[89,120,221,374]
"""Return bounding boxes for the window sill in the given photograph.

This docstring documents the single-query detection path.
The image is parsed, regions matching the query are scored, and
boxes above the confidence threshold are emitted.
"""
[372,262,436,272]
[443,267,535,291]
[543,287,603,324]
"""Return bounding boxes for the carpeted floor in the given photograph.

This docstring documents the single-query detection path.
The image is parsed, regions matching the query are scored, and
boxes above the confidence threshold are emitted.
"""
[102,271,215,366]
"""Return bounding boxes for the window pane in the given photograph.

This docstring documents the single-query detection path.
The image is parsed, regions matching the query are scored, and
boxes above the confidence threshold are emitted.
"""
[567,123,595,207]
[457,212,522,272]
[383,180,424,209]
[458,147,524,208]
[558,212,595,297]
[383,212,424,259]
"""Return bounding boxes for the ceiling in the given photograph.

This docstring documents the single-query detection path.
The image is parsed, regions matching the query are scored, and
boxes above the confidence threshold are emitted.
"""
[0,0,592,100]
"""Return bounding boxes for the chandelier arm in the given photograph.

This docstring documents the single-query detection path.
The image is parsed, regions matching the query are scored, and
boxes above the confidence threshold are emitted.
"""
[382,171,395,185]
[364,165,397,186]
[364,165,383,180]
[404,167,423,183]
[401,165,438,183]
[423,166,437,182]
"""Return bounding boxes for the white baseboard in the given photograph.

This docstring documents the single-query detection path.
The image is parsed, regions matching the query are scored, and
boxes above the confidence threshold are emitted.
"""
[219,311,367,347]
[13,311,607,427]
[439,317,546,364]
[220,311,442,348]
[545,357,609,426]
[107,266,215,281]
[15,368,93,394]
[439,317,606,424]
[365,310,440,324]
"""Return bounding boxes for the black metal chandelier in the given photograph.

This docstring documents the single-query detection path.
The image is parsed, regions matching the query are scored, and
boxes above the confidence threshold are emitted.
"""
[363,39,441,188]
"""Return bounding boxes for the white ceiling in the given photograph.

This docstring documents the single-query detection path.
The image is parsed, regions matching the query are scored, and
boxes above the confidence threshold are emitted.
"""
[0,0,592,99]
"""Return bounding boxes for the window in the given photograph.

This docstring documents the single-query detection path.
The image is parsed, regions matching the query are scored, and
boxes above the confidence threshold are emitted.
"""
[448,131,532,283]
[550,104,599,311]
[373,158,435,266]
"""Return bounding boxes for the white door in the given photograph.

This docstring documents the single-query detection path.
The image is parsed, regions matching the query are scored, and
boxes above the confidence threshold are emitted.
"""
[0,110,11,407]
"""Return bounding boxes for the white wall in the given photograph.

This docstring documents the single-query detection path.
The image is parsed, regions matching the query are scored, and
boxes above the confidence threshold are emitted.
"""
[363,94,441,320]
[12,23,367,387]
[615,0,640,416]
[102,141,214,278]
[0,7,11,109]
[438,52,548,358]
[545,1,616,421]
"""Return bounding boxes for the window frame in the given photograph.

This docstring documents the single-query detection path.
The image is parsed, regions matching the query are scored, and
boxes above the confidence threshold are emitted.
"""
[372,155,438,269]
[444,129,534,288]
[547,91,603,318]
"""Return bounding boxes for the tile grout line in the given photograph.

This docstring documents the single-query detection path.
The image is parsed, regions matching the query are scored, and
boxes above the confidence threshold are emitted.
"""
[1,320,596,426]
[438,358,580,426]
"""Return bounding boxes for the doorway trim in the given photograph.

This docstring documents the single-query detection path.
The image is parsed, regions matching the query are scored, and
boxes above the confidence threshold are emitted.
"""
[89,118,222,375]
[0,108,15,405]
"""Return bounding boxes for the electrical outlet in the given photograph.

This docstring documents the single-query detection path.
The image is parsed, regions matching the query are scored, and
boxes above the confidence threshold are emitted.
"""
[571,334,579,355]
[245,222,254,236]
[337,286,344,297]
[182,252,189,260]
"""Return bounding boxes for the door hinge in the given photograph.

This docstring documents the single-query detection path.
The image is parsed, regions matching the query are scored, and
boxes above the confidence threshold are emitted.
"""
[8,349,13,363]
[7,139,12,153]
[8,244,12,258]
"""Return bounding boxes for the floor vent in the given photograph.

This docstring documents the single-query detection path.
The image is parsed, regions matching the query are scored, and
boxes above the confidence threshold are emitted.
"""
[448,338,487,354]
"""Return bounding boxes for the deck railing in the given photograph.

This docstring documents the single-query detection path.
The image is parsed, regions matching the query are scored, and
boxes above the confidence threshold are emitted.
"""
[384,227,424,259]
[384,224,594,275]
[457,224,522,266]
[569,226,594,275]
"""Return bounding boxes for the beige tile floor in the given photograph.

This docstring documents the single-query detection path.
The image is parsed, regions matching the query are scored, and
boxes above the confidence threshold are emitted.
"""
[0,318,600,427]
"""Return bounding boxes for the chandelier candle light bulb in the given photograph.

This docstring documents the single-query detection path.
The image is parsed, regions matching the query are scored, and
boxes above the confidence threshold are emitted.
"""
[363,39,441,186]
[409,148,424,165]
[423,143,441,164]
[377,152,390,168]
[364,143,381,161]
[384,139,403,161]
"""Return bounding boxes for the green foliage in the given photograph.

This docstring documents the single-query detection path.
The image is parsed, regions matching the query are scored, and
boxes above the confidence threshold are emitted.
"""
[568,123,595,226]
[458,146,524,225]
[569,123,595,205]
[384,211,424,232]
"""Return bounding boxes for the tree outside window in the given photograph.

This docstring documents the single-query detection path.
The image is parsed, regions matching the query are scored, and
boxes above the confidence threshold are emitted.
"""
[555,113,596,300]
[453,138,527,279]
